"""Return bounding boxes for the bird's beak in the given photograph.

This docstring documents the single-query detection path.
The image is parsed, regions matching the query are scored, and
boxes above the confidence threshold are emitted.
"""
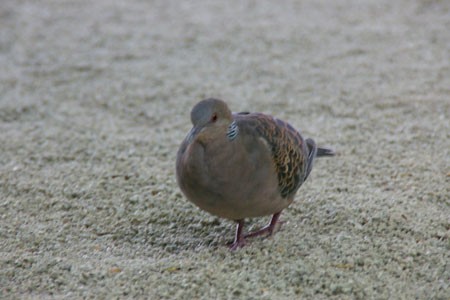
[186,126,202,144]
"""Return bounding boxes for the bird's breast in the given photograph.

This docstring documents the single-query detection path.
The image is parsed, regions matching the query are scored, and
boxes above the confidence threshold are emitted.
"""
[182,133,287,219]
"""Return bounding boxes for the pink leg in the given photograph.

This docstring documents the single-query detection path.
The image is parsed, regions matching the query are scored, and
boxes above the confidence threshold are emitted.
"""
[228,220,246,251]
[244,212,283,238]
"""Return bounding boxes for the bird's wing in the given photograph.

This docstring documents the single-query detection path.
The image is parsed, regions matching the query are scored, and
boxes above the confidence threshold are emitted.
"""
[235,113,308,198]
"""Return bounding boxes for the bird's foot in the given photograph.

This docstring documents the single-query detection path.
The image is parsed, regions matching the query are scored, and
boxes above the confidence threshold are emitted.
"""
[245,212,283,239]
[245,225,274,238]
[244,221,285,238]
[227,213,283,250]
[228,219,246,251]
[228,237,246,251]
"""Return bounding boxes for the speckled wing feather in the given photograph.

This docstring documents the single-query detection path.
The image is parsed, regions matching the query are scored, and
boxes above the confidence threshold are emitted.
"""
[235,113,308,198]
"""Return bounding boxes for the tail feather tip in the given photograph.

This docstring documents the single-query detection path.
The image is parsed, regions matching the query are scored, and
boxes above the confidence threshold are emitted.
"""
[317,147,335,157]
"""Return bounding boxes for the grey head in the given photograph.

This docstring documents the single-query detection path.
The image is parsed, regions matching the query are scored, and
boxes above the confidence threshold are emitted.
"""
[190,98,233,128]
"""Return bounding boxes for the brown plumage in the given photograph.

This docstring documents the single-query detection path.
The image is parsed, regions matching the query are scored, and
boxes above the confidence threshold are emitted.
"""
[176,98,334,250]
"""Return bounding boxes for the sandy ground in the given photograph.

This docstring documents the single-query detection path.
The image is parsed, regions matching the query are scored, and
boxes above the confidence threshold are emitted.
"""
[1,0,449,299]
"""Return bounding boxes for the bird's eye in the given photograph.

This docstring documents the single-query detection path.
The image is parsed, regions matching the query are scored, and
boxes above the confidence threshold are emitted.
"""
[211,113,218,122]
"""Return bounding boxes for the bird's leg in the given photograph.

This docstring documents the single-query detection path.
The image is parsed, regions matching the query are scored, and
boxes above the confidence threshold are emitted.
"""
[228,219,246,251]
[245,211,283,238]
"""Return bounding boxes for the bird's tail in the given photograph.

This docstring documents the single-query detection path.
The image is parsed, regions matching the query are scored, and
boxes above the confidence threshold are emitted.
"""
[317,147,335,157]
[304,139,334,181]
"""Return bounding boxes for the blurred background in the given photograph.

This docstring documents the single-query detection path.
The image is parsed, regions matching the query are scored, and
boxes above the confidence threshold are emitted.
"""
[1,0,449,298]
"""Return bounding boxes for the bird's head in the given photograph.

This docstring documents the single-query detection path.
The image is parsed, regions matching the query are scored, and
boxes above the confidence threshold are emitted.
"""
[190,98,233,129]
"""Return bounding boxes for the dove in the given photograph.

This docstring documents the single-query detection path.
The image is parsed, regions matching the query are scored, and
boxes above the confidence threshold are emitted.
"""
[176,98,334,250]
